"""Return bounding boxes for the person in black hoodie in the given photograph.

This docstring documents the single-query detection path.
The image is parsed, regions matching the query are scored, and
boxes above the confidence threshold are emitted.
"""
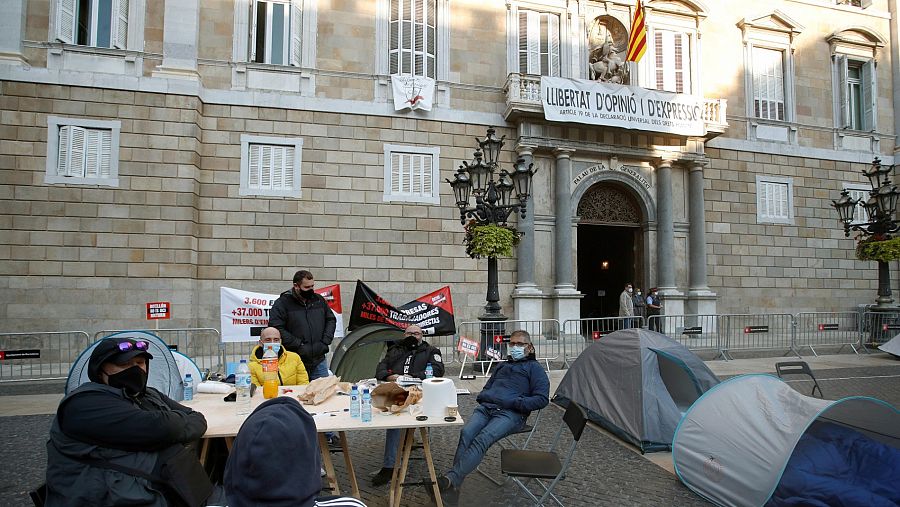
[370,324,444,486]
[224,397,366,507]
[268,270,337,380]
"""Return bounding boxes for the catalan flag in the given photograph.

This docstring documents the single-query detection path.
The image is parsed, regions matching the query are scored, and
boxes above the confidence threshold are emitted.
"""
[626,0,647,62]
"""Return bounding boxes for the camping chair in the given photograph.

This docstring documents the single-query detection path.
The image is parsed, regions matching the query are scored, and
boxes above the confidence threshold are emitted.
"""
[500,402,587,506]
[476,409,544,485]
[775,361,824,398]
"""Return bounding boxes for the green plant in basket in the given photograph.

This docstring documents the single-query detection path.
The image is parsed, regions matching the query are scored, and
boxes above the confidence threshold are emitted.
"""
[463,221,520,259]
[856,236,900,262]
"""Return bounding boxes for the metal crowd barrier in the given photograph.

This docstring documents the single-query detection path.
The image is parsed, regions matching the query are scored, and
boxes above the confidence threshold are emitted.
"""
[427,333,463,365]
[861,311,900,348]
[719,313,799,359]
[0,331,91,382]
[648,314,721,356]
[456,319,561,376]
[561,316,640,367]
[94,328,224,374]
[794,312,861,356]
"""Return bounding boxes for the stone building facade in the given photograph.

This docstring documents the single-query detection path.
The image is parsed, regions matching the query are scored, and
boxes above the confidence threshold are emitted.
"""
[1,0,899,333]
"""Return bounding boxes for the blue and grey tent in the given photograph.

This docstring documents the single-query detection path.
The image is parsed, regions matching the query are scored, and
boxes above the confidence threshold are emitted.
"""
[673,374,900,507]
[553,328,719,453]
[66,330,185,400]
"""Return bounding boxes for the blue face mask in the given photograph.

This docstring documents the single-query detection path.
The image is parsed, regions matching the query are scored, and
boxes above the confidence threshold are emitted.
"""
[509,345,526,360]
[264,343,281,354]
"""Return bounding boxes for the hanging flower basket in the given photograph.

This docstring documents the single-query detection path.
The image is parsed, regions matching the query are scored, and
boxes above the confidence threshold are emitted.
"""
[463,221,520,259]
[856,236,900,262]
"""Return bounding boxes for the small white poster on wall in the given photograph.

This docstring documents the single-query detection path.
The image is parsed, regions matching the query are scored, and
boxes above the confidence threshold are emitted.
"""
[391,74,436,111]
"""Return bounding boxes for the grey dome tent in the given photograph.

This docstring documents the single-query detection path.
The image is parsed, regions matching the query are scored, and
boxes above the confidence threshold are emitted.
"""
[66,331,186,401]
[878,333,900,358]
[552,328,719,453]
[673,374,900,507]
[331,323,404,382]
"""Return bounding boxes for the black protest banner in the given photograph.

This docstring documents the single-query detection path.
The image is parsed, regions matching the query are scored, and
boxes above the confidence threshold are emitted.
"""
[348,280,456,335]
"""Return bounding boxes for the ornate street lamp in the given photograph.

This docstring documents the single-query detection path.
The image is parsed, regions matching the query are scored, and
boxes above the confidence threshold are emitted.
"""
[832,158,900,309]
[446,127,536,321]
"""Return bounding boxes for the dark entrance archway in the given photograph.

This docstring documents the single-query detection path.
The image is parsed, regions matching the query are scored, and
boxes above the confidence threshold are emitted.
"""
[576,183,644,318]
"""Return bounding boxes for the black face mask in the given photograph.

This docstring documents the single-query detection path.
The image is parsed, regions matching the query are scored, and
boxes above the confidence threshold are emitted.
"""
[106,366,148,396]
[401,336,418,348]
[295,288,316,299]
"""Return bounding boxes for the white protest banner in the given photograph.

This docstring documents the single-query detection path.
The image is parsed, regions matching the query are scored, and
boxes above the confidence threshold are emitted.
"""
[220,287,276,343]
[220,286,345,343]
[391,74,435,111]
[541,76,706,136]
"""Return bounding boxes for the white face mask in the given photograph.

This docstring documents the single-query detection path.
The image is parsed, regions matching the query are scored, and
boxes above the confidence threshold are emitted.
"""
[627,288,633,293]
[264,342,281,354]
[637,291,642,296]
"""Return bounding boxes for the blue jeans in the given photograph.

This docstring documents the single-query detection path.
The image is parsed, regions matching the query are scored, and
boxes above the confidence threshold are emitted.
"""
[445,405,524,487]
[383,429,400,468]
[308,359,329,380]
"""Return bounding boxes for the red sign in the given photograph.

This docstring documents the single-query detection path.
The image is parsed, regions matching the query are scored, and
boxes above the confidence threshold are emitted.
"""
[592,330,602,341]
[457,336,480,358]
[146,301,171,320]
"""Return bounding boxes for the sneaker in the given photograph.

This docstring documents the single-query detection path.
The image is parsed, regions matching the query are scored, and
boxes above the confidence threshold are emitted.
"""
[440,483,459,506]
[437,475,452,492]
[371,467,394,487]
[327,434,343,452]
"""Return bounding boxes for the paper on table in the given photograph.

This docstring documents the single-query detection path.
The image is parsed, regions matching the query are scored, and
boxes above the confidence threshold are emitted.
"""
[197,381,234,394]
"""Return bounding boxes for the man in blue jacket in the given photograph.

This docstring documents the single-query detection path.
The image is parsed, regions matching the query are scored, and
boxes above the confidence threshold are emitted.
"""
[437,329,549,505]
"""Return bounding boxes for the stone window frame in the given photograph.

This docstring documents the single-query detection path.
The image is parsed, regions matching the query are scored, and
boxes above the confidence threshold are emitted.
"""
[47,0,147,76]
[382,144,441,205]
[506,1,571,78]
[755,174,794,225]
[738,11,803,144]
[828,27,885,133]
[232,0,318,95]
[45,116,121,188]
[239,134,304,198]
[640,1,707,96]
[374,0,450,107]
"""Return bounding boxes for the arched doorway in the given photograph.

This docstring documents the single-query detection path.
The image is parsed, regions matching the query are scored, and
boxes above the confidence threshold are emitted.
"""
[576,182,645,318]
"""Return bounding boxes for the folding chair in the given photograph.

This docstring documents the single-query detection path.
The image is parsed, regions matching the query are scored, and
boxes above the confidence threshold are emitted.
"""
[775,361,824,398]
[500,402,587,506]
[476,409,544,486]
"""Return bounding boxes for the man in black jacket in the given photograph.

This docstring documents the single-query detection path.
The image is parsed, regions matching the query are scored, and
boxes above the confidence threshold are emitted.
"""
[45,337,209,506]
[370,324,444,486]
[268,270,337,381]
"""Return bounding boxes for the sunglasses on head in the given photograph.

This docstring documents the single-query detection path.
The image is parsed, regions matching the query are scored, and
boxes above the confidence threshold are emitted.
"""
[117,340,150,352]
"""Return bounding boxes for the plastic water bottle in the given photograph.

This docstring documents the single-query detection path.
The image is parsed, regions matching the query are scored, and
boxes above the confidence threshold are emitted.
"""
[183,373,193,401]
[349,384,360,418]
[425,362,434,379]
[236,359,252,416]
[361,388,372,423]
[261,346,279,399]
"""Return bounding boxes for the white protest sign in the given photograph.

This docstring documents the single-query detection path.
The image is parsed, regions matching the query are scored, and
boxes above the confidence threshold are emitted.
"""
[220,286,345,343]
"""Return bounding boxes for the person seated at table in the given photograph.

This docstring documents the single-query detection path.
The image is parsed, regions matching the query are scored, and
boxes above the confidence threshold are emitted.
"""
[437,329,549,506]
[224,396,367,507]
[45,337,211,506]
[370,324,445,487]
[248,326,309,387]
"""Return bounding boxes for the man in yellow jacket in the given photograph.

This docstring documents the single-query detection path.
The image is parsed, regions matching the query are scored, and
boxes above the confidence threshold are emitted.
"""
[249,327,309,386]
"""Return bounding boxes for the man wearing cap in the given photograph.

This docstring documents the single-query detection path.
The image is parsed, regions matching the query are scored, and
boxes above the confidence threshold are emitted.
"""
[45,337,209,506]
[370,324,444,486]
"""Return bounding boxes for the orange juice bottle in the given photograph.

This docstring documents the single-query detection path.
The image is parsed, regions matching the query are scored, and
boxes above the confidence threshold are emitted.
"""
[261,346,279,399]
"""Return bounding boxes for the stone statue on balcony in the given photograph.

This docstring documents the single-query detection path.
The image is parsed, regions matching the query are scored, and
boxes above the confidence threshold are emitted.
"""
[589,38,629,84]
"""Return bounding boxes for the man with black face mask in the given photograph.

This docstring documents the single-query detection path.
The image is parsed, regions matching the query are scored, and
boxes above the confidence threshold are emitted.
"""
[45,337,208,506]
[370,324,444,486]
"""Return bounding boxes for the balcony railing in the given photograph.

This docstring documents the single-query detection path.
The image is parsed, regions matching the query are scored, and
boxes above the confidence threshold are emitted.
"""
[504,73,728,137]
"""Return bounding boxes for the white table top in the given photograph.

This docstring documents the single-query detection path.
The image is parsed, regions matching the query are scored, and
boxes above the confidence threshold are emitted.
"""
[182,385,463,438]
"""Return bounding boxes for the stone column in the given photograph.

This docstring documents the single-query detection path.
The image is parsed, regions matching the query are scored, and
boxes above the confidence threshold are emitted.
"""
[0,0,27,65]
[656,158,684,318]
[687,161,717,316]
[513,145,543,320]
[890,0,900,154]
[153,0,201,80]
[553,149,582,324]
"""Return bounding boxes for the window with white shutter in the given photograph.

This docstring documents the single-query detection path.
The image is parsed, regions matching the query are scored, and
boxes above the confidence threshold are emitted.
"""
[652,30,690,93]
[755,176,794,224]
[250,0,302,65]
[240,135,303,197]
[56,0,126,48]
[518,10,560,77]
[389,0,436,78]
[752,47,786,121]
[46,116,121,187]
[383,144,440,204]
[843,184,870,225]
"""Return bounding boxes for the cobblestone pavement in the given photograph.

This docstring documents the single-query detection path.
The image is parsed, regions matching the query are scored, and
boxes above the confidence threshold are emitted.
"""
[1,363,898,507]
